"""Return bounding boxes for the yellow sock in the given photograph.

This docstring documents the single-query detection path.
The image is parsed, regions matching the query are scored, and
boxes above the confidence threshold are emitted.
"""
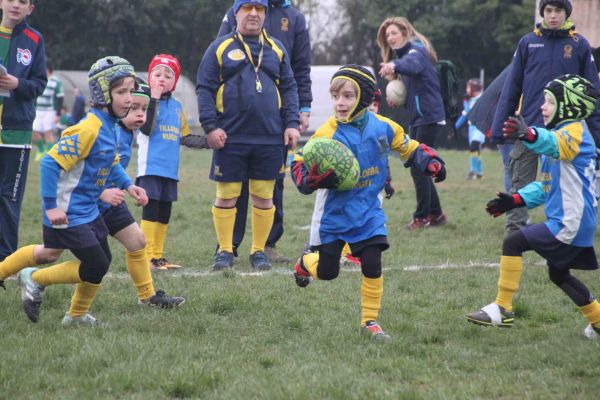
[251,206,275,254]
[32,260,82,286]
[126,248,155,302]
[68,281,100,318]
[302,252,320,279]
[0,244,37,280]
[140,220,157,261]
[580,300,600,326]
[342,243,352,257]
[212,206,236,253]
[153,223,168,259]
[494,256,523,312]
[361,276,384,326]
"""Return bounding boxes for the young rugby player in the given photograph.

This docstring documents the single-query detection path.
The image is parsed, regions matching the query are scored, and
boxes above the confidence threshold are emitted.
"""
[98,77,184,307]
[0,56,147,325]
[467,75,600,339]
[292,65,446,339]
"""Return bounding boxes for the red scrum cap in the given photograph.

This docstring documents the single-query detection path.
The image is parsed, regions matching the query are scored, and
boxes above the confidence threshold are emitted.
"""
[148,54,182,92]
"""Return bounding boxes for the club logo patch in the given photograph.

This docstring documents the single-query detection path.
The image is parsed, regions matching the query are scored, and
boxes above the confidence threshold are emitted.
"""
[16,48,32,66]
[281,17,289,32]
[227,49,246,61]
[564,45,573,59]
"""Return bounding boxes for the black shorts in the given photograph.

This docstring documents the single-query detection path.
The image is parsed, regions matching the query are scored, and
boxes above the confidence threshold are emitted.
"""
[522,223,598,271]
[312,235,389,257]
[43,216,109,250]
[101,202,136,236]
[210,143,284,182]
[136,175,178,202]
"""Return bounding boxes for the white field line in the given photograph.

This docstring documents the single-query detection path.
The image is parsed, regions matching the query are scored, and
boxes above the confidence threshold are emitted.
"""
[107,261,503,279]
[4,260,549,282]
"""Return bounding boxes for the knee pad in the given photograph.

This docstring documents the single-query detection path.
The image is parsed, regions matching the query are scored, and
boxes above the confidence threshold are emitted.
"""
[216,181,243,200]
[249,179,275,200]
[79,262,110,284]
[360,248,382,279]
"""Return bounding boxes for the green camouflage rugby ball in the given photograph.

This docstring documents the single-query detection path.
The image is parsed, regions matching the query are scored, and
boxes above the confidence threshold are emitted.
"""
[302,137,360,190]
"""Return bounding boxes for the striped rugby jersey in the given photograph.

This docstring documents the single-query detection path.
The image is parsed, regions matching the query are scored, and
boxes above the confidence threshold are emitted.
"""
[35,75,63,112]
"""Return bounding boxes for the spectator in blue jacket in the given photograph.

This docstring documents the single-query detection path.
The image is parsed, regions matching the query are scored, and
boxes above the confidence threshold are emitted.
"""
[490,0,600,234]
[377,16,447,230]
[216,0,312,263]
[0,0,47,262]
[197,0,300,271]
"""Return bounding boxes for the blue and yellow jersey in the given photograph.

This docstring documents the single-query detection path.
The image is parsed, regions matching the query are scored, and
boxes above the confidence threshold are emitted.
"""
[40,109,132,228]
[518,120,597,246]
[97,123,136,213]
[136,96,190,181]
[294,112,418,245]
[116,123,134,170]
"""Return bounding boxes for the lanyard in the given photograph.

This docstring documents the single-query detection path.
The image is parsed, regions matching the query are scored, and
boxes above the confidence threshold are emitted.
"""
[236,32,265,93]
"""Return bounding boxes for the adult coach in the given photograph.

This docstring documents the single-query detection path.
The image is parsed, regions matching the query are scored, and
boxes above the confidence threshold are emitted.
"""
[490,0,600,234]
[216,0,312,263]
[197,0,300,271]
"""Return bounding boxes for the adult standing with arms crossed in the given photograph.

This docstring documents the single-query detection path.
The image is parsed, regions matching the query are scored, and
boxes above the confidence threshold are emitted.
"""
[197,0,300,271]
[490,0,600,235]
[0,0,47,263]
[216,0,311,263]
[377,17,447,230]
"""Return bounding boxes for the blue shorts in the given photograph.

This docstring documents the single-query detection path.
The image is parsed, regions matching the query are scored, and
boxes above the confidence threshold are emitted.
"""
[210,144,284,182]
[136,175,177,202]
[101,202,136,236]
[522,223,598,271]
[43,216,109,250]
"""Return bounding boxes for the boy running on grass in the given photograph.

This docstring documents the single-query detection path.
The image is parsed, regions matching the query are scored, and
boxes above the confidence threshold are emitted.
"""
[467,75,600,340]
[0,56,147,325]
[291,65,446,340]
[98,77,184,308]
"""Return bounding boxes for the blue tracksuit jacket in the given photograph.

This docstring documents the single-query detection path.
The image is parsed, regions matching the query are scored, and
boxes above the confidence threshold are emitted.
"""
[197,30,299,144]
[217,1,312,110]
[491,22,600,144]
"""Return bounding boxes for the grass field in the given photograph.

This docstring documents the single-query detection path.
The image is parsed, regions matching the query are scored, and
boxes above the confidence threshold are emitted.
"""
[1,148,600,399]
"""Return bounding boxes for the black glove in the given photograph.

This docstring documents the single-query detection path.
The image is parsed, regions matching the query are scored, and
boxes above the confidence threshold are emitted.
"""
[486,192,525,217]
[384,177,395,199]
[503,114,537,143]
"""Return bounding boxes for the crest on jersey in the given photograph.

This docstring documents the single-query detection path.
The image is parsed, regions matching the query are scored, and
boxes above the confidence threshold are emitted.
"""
[563,45,573,59]
[16,48,32,66]
[281,17,289,32]
[228,49,246,61]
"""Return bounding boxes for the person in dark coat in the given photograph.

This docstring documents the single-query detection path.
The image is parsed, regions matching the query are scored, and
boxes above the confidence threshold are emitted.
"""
[490,0,600,235]
[377,16,447,230]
